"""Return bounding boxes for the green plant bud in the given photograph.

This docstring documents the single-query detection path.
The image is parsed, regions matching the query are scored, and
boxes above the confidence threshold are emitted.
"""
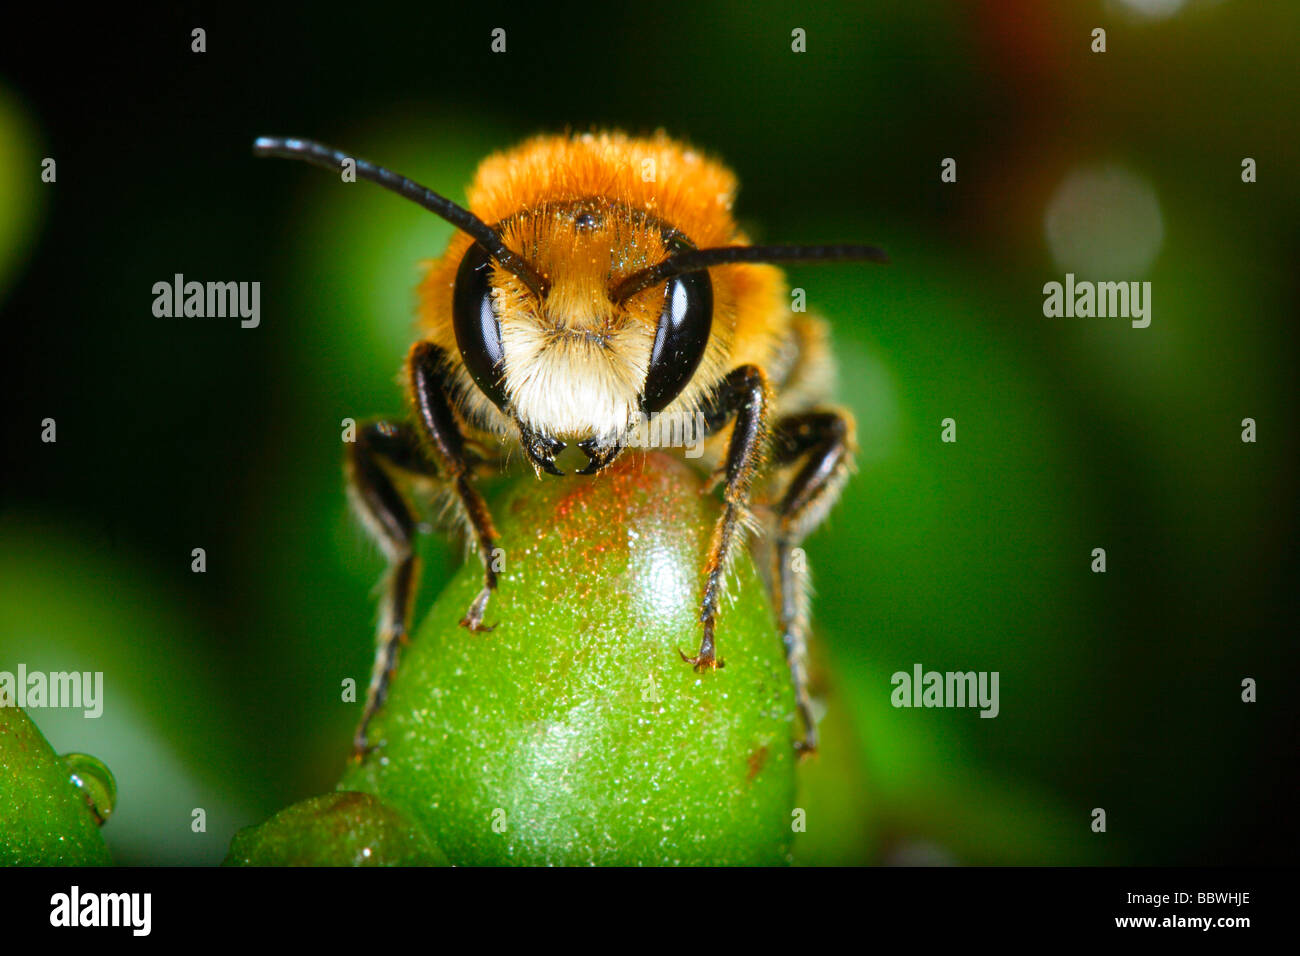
[223,791,447,866]
[0,706,114,865]
[340,451,798,865]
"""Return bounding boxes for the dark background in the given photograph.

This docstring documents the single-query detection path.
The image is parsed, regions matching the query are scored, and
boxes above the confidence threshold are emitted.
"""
[1,1,1295,864]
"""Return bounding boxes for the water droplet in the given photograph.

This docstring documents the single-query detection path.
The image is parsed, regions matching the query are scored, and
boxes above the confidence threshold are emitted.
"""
[62,753,116,825]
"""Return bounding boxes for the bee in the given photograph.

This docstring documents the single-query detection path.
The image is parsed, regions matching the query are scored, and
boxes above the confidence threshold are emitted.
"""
[253,131,885,758]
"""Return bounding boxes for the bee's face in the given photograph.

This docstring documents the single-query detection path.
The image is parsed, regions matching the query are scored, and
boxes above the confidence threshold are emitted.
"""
[448,200,714,472]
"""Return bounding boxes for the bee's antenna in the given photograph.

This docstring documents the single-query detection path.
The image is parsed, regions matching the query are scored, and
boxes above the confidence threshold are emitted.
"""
[253,136,550,299]
[611,243,888,304]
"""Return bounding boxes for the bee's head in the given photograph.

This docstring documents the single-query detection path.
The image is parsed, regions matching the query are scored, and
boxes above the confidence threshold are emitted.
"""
[447,200,716,474]
[252,133,886,476]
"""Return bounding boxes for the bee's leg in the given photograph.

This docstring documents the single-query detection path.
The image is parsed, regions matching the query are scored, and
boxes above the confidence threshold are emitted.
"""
[682,364,771,672]
[345,420,434,758]
[769,410,856,756]
[408,341,501,633]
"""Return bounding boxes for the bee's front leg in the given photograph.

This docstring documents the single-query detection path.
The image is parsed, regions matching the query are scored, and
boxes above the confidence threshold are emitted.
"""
[682,364,771,672]
[346,344,501,760]
[408,342,501,634]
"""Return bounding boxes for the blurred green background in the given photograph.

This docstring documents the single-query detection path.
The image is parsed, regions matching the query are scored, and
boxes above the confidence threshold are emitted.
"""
[1,1,1295,865]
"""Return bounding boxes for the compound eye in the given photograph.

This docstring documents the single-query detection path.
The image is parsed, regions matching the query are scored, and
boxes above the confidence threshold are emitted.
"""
[452,242,509,411]
[642,269,713,414]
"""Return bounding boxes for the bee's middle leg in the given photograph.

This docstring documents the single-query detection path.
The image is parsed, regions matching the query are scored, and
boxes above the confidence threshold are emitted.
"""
[345,420,433,758]
[683,364,771,671]
[768,410,856,755]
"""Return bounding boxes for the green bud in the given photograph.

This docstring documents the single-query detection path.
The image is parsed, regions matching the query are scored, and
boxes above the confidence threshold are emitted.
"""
[0,706,114,865]
[224,791,448,866]
[340,452,797,865]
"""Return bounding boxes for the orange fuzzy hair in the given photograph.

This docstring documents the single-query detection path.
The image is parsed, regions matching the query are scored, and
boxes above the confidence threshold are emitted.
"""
[415,130,789,445]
